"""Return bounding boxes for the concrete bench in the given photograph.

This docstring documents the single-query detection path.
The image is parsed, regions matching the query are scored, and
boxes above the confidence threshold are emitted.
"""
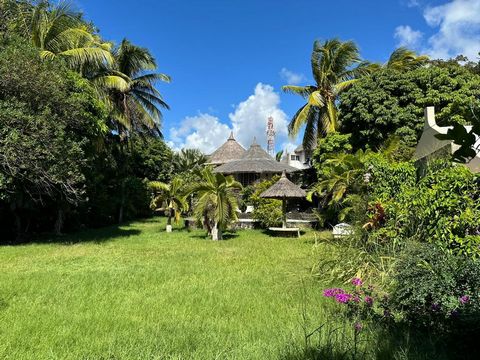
[268,227,300,238]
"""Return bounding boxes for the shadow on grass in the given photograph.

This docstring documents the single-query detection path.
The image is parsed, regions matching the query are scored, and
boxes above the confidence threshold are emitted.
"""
[280,324,476,360]
[2,222,142,246]
[188,232,239,241]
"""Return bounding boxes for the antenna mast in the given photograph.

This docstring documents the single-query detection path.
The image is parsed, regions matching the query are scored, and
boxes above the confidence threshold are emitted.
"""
[266,116,275,156]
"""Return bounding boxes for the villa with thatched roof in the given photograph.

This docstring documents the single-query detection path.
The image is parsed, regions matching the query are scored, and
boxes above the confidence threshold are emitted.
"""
[207,132,246,165]
[211,135,298,186]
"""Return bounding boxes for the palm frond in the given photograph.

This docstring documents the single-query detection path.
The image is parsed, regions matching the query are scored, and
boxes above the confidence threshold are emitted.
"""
[281,85,316,98]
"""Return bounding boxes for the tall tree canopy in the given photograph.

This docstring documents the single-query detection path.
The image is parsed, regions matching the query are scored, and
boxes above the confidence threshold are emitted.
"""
[0,37,107,238]
[339,62,480,150]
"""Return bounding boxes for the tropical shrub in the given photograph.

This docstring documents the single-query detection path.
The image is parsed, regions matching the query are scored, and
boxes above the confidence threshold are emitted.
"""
[189,167,242,240]
[149,177,188,231]
[246,176,282,228]
[391,242,480,336]
[369,163,480,257]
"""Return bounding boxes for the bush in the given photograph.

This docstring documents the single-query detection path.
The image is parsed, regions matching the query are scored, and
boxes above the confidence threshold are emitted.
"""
[391,242,480,336]
[244,177,282,228]
[370,163,480,257]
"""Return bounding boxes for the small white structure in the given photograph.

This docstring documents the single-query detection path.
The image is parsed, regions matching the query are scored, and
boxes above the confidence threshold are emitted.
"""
[332,223,354,239]
[282,144,312,170]
[414,107,480,173]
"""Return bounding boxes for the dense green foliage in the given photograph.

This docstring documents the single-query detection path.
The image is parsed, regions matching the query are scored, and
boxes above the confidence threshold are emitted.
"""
[392,243,480,331]
[0,0,176,240]
[0,37,106,237]
[339,64,480,150]
[369,163,480,257]
[244,176,283,228]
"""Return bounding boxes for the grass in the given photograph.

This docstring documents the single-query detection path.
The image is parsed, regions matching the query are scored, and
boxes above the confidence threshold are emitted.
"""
[0,218,335,359]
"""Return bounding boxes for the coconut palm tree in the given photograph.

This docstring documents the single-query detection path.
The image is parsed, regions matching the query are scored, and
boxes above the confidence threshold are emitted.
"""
[282,39,372,151]
[173,148,207,174]
[385,47,429,71]
[189,167,242,240]
[149,177,188,232]
[98,39,170,138]
[30,0,113,71]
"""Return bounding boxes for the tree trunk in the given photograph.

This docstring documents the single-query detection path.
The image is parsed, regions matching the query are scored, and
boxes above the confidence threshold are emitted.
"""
[166,208,173,232]
[212,222,222,240]
[118,181,126,224]
[13,209,22,242]
[54,208,64,236]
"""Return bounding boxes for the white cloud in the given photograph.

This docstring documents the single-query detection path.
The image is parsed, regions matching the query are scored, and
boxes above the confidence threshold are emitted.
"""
[168,83,294,154]
[279,68,306,85]
[423,0,480,60]
[169,113,231,154]
[396,0,480,60]
[406,0,421,8]
[230,83,289,149]
[394,25,423,48]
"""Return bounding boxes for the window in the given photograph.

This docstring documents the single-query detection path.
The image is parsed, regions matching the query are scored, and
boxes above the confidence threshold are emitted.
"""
[291,155,300,161]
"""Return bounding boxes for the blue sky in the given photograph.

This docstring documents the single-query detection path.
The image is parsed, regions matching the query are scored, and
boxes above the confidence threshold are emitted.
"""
[77,0,480,153]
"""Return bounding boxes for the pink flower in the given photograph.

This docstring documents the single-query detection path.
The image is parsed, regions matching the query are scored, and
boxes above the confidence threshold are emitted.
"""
[335,293,352,303]
[354,322,363,332]
[351,277,363,287]
[323,288,345,297]
[459,295,470,305]
[364,296,373,306]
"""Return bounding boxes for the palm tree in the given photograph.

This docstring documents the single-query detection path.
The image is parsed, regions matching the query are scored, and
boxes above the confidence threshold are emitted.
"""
[98,39,170,138]
[30,1,113,71]
[189,167,242,240]
[385,47,429,71]
[308,150,369,225]
[173,149,207,174]
[275,150,284,162]
[282,39,372,150]
[149,177,188,232]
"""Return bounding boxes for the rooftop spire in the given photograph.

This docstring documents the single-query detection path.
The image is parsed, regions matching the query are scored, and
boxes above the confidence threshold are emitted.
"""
[228,131,235,140]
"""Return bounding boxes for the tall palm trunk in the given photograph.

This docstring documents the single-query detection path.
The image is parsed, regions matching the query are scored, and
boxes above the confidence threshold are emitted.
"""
[212,222,222,241]
[166,206,173,232]
[54,207,64,236]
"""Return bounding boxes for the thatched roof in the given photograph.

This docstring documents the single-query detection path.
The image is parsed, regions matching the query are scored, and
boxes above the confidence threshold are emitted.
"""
[260,171,306,199]
[208,132,246,165]
[213,138,299,174]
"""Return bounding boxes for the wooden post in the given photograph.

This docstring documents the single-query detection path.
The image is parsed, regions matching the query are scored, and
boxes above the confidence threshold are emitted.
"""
[282,197,287,228]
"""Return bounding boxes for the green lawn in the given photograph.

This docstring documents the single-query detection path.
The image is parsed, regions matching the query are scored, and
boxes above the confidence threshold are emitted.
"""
[0,218,332,359]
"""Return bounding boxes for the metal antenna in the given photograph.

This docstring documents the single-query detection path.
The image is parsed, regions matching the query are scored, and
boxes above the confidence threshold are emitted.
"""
[266,116,275,156]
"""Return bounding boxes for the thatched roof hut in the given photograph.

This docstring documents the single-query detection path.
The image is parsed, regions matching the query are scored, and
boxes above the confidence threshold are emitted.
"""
[208,132,246,165]
[260,171,306,229]
[213,138,298,174]
[260,171,306,199]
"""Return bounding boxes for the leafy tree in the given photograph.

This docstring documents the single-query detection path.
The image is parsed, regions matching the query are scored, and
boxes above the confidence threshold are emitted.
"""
[189,167,242,240]
[149,177,188,232]
[436,103,480,164]
[0,37,107,239]
[282,38,372,150]
[130,136,173,182]
[339,63,480,150]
